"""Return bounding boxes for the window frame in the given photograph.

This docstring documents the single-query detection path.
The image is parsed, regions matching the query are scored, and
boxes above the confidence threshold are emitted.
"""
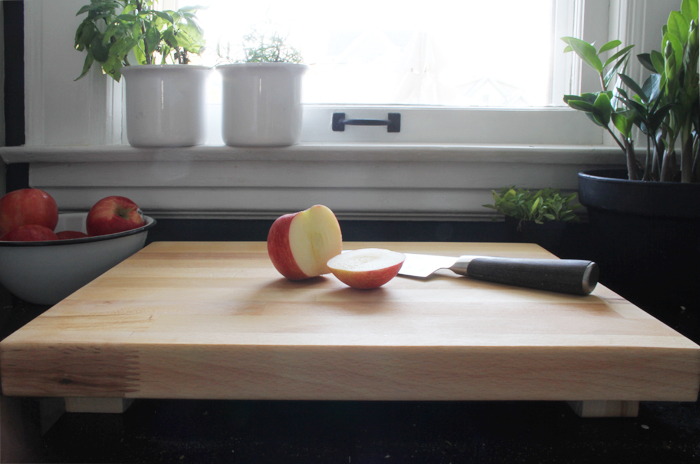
[191,0,610,146]
[22,0,649,147]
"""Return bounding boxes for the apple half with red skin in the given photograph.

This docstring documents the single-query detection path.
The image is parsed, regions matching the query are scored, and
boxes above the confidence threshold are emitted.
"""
[56,230,89,240]
[0,188,59,236]
[0,224,59,241]
[86,196,145,236]
[267,205,343,280]
[327,248,405,289]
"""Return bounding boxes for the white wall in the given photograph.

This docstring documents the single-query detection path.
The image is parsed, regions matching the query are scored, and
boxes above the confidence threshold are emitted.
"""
[24,0,123,146]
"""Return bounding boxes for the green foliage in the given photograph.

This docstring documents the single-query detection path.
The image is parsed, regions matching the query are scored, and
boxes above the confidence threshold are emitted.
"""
[241,31,303,63]
[482,187,581,227]
[74,0,205,82]
[562,0,699,183]
[217,30,303,64]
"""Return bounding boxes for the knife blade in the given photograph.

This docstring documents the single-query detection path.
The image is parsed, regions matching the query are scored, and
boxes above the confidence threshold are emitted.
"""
[398,253,599,295]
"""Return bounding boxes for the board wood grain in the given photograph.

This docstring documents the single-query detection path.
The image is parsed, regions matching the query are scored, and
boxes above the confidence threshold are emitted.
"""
[1,242,699,403]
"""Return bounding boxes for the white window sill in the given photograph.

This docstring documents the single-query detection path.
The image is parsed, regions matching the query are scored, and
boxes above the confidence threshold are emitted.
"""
[1,143,622,163]
[0,143,623,220]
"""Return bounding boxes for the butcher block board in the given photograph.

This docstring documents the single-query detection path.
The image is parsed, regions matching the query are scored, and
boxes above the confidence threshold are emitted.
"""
[1,241,699,404]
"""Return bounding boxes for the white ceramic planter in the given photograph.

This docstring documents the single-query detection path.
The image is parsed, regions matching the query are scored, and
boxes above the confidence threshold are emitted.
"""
[218,63,308,147]
[121,65,210,147]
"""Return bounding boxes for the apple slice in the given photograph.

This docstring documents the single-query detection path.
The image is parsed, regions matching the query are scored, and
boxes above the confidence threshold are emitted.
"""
[267,205,343,280]
[327,248,406,289]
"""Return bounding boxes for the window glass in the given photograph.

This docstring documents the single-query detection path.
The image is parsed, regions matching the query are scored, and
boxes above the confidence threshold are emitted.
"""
[187,0,563,107]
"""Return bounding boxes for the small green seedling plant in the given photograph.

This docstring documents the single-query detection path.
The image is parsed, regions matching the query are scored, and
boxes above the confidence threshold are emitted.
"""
[483,187,581,230]
[216,30,303,64]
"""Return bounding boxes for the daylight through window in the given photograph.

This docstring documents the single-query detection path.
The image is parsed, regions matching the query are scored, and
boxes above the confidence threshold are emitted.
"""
[179,0,570,108]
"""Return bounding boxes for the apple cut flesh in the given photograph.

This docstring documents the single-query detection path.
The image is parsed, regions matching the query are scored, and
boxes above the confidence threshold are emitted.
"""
[327,248,406,289]
[267,205,343,280]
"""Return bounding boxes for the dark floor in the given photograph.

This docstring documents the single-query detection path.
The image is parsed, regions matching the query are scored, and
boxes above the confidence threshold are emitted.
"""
[39,398,700,464]
[2,218,699,464]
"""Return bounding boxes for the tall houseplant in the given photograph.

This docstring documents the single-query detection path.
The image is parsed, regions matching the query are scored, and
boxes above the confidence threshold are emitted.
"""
[217,31,308,147]
[561,0,700,310]
[74,0,209,147]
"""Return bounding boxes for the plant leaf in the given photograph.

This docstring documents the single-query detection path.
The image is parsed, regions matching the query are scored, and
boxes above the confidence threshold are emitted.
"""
[662,32,684,77]
[89,36,110,62]
[153,10,174,24]
[649,103,673,129]
[74,52,94,81]
[650,50,665,74]
[599,40,622,54]
[603,50,631,89]
[667,10,690,44]
[75,21,96,51]
[620,96,647,115]
[681,0,699,22]
[593,92,613,125]
[582,112,605,127]
[612,109,636,137]
[144,25,161,61]
[641,73,661,103]
[618,73,648,102]
[637,53,657,72]
[109,37,138,60]
[567,99,597,113]
[603,44,634,69]
[561,37,604,72]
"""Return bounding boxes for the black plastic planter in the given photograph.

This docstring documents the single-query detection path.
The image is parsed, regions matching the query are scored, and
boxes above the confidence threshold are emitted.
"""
[578,169,700,309]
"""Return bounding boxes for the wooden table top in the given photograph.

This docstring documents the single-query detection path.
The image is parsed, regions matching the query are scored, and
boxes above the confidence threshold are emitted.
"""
[1,241,699,402]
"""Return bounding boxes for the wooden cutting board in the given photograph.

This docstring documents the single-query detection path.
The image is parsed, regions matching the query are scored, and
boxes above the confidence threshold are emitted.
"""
[1,241,699,406]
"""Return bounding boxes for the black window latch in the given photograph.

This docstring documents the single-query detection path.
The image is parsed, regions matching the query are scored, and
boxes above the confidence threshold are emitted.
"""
[332,113,401,132]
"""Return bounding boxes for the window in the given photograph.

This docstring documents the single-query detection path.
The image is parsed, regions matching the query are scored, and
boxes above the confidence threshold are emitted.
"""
[191,0,564,107]
[170,0,611,145]
[19,0,678,145]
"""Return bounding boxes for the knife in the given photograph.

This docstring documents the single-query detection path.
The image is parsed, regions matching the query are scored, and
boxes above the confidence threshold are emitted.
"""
[398,253,599,295]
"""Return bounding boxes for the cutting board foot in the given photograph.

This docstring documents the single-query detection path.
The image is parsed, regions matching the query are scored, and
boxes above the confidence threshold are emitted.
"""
[567,400,639,417]
[64,397,135,414]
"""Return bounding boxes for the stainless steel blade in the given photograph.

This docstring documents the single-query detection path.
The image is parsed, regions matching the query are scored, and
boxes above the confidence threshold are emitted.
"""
[397,252,599,295]
[398,253,459,278]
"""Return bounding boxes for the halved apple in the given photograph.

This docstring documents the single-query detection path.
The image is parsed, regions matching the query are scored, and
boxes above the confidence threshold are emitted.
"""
[327,248,406,289]
[267,205,343,280]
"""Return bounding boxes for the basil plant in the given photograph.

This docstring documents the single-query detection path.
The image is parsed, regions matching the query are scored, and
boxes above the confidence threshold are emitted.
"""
[74,0,205,82]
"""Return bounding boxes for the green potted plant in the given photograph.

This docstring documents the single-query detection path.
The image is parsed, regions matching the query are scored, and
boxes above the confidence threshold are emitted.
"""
[74,0,209,147]
[216,31,308,147]
[561,0,699,307]
[483,187,581,255]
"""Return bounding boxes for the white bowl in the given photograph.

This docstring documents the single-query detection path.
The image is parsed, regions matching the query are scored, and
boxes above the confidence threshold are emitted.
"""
[0,212,156,305]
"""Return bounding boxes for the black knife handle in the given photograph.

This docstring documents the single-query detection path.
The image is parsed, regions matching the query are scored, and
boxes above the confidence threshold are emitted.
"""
[460,257,599,295]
